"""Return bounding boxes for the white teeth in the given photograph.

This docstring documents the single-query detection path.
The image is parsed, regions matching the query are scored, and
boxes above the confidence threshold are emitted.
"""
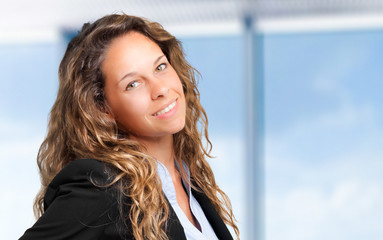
[154,101,176,116]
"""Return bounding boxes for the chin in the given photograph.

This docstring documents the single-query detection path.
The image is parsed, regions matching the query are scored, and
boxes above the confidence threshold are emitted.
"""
[172,120,186,134]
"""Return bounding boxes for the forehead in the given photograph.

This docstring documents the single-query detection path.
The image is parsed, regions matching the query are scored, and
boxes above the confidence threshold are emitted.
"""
[101,31,164,79]
[105,31,162,59]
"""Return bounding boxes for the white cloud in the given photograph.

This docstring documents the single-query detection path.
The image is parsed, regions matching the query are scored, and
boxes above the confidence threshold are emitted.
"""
[266,178,383,240]
[265,117,383,240]
[268,100,375,143]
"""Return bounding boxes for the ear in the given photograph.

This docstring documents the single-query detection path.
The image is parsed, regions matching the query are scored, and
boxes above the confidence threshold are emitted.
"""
[101,101,116,121]
[105,111,116,122]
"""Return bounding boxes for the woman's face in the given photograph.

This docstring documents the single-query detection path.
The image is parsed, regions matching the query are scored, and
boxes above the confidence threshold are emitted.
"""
[102,31,186,142]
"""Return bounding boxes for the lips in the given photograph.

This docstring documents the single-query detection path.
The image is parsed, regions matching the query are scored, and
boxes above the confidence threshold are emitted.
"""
[153,99,177,117]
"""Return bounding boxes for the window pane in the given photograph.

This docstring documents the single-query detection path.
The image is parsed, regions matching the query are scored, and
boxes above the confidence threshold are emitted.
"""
[264,30,383,240]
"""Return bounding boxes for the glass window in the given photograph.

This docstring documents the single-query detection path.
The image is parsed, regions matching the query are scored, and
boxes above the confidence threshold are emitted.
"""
[264,30,383,240]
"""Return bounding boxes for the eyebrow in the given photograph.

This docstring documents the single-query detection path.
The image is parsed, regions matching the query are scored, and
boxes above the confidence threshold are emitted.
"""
[153,55,165,67]
[119,55,165,82]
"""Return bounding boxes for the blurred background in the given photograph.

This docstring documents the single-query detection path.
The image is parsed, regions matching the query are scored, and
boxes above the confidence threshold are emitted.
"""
[1,0,383,239]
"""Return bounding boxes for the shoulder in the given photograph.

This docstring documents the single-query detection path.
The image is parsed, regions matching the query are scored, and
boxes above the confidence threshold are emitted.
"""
[50,158,108,185]
[44,158,116,209]
[20,159,127,239]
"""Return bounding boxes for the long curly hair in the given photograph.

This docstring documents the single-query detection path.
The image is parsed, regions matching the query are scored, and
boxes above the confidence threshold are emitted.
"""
[34,14,239,240]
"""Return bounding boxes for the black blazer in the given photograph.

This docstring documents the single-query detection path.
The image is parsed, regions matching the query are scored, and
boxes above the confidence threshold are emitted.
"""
[19,159,233,240]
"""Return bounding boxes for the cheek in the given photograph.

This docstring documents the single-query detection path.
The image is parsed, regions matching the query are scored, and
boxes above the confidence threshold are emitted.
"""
[171,74,184,95]
[110,96,148,124]
[114,106,146,133]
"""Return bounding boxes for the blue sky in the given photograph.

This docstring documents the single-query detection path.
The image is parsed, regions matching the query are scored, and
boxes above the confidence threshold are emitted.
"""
[0,43,59,122]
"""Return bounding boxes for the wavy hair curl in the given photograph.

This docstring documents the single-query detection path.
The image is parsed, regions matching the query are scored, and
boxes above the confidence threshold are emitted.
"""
[34,14,239,240]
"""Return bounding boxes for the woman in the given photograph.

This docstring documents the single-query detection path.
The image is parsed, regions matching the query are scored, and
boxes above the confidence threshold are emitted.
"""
[20,14,239,240]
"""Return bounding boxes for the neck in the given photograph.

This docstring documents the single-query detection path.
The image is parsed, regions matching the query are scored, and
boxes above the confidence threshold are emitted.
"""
[132,134,177,174]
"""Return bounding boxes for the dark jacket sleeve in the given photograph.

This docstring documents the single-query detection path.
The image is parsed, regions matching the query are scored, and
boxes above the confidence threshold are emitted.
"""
[19,159,124,240]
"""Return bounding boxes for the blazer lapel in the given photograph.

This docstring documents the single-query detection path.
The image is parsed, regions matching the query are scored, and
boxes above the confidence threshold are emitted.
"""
[191,187,234,240]
[165,197,187,240]
[163,183,234,240]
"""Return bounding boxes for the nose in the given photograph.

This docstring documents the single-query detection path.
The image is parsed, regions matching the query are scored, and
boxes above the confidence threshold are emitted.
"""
[150,78,169,100]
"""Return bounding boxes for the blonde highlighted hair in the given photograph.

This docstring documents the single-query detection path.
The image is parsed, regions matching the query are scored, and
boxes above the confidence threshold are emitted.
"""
[34,14,239,240]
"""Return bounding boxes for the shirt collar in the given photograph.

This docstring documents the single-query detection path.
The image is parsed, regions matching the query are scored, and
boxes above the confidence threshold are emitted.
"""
[156,159,191,202]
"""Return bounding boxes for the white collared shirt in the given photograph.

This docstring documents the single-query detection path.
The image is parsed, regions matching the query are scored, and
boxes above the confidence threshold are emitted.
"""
[157,161,219,240]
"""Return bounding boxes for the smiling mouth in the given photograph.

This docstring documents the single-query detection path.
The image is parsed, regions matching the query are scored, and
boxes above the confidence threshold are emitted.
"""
[153,100,177,117]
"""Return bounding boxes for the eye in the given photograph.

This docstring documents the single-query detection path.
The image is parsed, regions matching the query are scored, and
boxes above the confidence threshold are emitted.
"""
[126,81,141,90]
[155,63,167,73]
